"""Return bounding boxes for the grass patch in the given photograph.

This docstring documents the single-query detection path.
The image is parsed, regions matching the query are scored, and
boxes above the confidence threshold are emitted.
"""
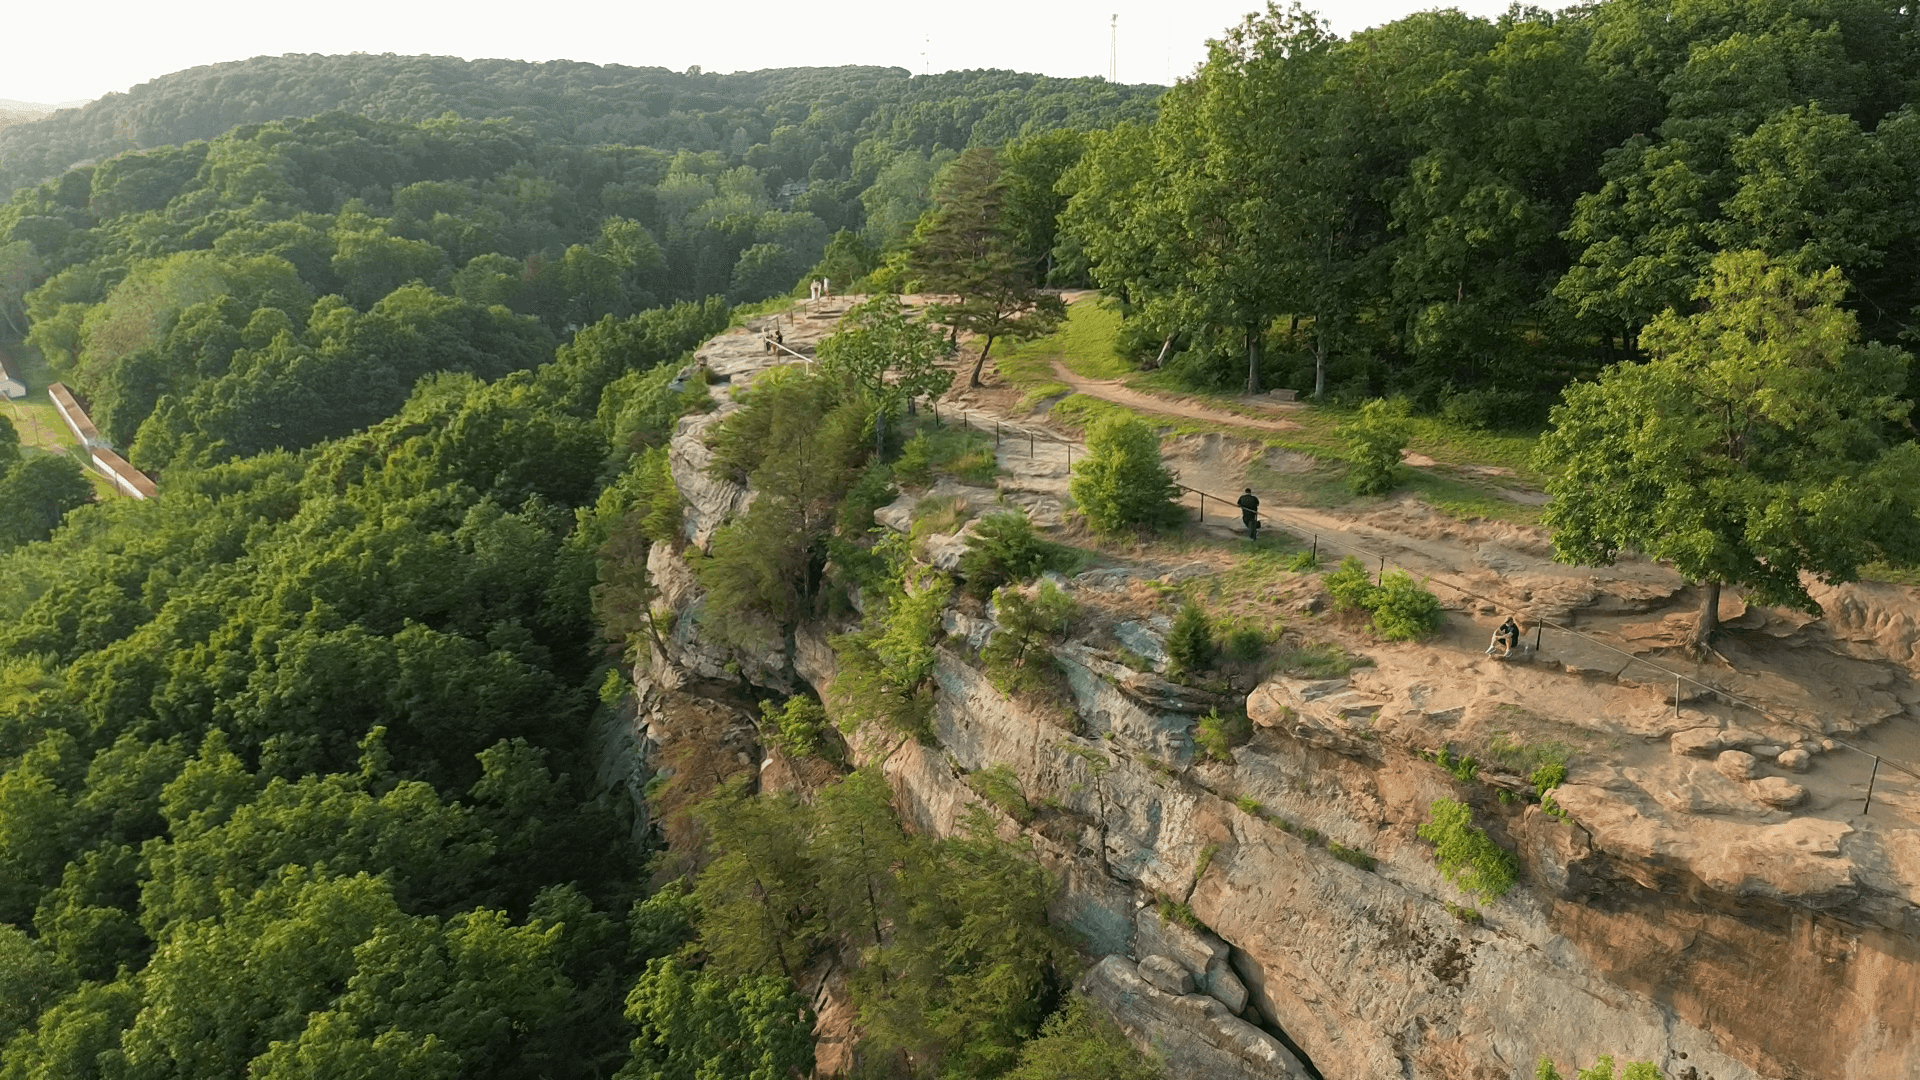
[1861,561,1920,587]
[1328,842,1378,871]
[986,297,1546,526]
[896,420,998,488]
[909,494,972,536]
[1482,730,1575,776]
[993,300,1132,392]
[1194,842,1221,881]
[1156,896,1202,931]
[1272,639,1370,679]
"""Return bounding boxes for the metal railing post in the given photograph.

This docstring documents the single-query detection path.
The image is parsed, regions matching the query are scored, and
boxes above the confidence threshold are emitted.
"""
[1864,756,1881,815]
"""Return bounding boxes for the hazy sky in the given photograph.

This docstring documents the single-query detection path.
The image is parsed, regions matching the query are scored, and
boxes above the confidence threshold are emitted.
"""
[4,0,1522,105]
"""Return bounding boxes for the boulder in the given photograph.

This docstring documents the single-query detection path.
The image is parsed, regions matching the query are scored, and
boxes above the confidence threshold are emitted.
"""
[1749,744,1784,759]
[1749,776,1808,809]
[1206,956,1251,1015]
[1079,956,1310,1079]
[1670,727,1726,757]
[1139,953,1196,995]
[1134,905,1251,1013]
[1114,620,1170,670]
[1715,750,1760,781]
[1777,748,1812,773]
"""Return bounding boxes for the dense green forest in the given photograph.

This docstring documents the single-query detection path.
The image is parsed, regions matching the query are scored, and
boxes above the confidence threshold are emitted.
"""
[0,57,1160,199]
[0,53,1161,1080]
[3,0,1920,1076]
[1055,0,1920,415]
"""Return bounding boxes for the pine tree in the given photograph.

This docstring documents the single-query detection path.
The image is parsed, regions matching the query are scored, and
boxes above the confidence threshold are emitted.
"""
[909,147,1067,388]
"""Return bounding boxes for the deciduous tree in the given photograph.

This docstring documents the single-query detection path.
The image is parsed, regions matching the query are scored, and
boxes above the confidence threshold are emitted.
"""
[1536,251,1920,644]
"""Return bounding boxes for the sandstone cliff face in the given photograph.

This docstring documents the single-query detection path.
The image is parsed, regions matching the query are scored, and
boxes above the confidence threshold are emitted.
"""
[615,318,1920,1080]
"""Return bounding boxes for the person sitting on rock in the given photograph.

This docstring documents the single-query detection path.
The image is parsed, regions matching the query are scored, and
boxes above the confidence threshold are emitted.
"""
[1487,615,1520,657]
[1237,488,1261,540]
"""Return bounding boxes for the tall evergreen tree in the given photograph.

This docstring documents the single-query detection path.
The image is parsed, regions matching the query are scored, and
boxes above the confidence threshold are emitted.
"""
[909,148,1066,388]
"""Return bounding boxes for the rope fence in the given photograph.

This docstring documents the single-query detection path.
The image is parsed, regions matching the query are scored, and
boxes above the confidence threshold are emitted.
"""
[915,396,1916,814]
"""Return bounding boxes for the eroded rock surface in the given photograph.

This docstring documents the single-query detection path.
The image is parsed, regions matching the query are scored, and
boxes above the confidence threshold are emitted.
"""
[625,312,1920,1080]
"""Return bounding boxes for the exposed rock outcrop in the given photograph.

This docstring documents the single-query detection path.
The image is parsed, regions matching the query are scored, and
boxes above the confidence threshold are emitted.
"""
[619,315,1920,1080]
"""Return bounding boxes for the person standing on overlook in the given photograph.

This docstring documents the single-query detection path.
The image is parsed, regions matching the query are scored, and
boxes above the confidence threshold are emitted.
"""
[1237,487,1260,540]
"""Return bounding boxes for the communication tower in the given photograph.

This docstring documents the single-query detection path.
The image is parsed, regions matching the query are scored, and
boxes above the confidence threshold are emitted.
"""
[1109,15,1118,82]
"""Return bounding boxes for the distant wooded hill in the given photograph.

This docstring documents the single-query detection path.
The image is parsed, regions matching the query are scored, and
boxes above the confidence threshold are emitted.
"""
[0,55,1162,197]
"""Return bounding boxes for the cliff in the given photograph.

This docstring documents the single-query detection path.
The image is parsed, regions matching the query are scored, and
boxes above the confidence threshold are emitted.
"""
[614,310,1920,1080]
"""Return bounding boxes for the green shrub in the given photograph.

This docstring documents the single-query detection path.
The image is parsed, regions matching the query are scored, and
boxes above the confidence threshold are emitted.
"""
[970,764,1033,823]
[762,695,836,761]
[831,571,953,740]
[1070,415,1183,534]
[635,445,684,545]
[986,582,1077,671]
[1235,795,1263,815]
[894,431,936,488]
[960,509,1070,599]
[1369,570,1444,640]
[1530,762,1568,796]
[1324,556,1377,612]
[1194,707,1252,763]
[1418,798,1518,904]
[1221,622,1270,662]
[599,667,629,707]
[838,460,897,532]
[1337,397,1411,496]
[1286,550,1321,573]
[1323,559,1444,641]
[1431,744,1480,782]
[1166,602,1215,678]
[1156,897,1201,931]
[1328,843,1377,871]
[1536,1054,1668,1080]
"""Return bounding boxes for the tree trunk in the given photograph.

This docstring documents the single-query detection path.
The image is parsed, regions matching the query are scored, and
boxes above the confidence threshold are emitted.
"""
[1692,580,1722,648]
[968,335,997,388]
[1150,334,1173,370]
[1313,320,1329,401]
[1245,322,1262,396]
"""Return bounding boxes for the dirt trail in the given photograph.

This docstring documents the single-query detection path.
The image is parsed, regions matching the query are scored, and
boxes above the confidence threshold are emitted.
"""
[1048,360,1302,432]
[966,370,1920,830]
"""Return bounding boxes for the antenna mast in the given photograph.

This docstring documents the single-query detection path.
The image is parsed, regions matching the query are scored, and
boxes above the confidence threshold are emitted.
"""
[1109,14,1118,82]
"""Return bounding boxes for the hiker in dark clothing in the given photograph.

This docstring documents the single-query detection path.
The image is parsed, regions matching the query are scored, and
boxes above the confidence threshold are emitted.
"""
[1488,615,1521,657]
[1237,488,1260,540]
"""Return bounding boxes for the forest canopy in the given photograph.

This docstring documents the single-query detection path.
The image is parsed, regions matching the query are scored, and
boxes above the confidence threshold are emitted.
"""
[1055,0,1920,412]
[2,0,1918,1074]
